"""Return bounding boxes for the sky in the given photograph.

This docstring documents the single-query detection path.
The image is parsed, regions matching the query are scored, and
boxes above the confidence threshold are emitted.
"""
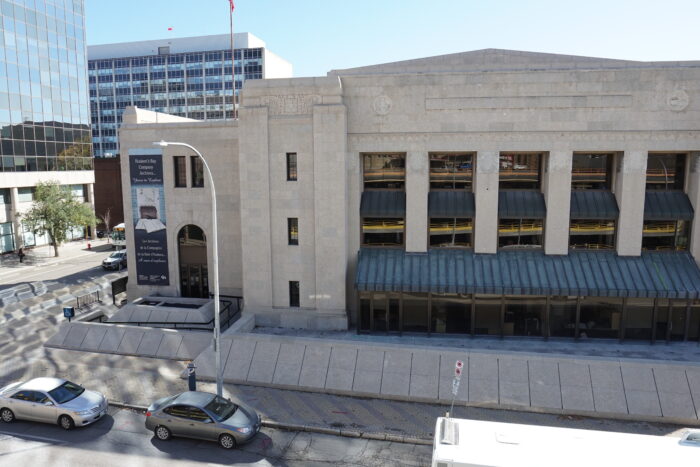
[85,0,700,77]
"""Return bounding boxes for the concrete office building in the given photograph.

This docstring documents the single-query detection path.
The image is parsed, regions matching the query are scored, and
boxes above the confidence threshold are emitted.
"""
[0,0,94,253]
[119,49,700,342]
[88,33,292,158]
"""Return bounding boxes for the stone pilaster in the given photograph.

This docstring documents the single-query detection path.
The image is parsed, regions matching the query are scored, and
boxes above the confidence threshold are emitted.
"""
[312,103,348,311]
[405,150,428,252]
[238,105,274,309]
[544,151,572,255]
[474,150,499,254]
[614,151,647,256]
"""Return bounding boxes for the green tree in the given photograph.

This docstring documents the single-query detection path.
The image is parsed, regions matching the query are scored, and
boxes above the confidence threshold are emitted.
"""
[20,181,98,257]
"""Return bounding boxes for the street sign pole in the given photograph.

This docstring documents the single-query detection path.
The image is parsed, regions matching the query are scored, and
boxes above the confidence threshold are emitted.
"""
[449,360,464,418]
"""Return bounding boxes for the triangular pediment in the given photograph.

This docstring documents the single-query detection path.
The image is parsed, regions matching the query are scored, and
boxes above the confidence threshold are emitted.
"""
[328,48,648,76]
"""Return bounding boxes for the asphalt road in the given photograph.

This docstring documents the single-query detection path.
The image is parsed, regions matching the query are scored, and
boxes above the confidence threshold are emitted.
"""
[0,244,118,291]
[0,407,431,466]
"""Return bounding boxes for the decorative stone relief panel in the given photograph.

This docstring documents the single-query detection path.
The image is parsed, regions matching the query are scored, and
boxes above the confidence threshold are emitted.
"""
[260,94,322,115]
[667,89,690,112]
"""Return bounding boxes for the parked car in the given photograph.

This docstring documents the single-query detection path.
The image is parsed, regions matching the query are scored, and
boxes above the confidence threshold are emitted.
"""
[0,377,108,430]
[145,391,261,449]
[102,250,127,270]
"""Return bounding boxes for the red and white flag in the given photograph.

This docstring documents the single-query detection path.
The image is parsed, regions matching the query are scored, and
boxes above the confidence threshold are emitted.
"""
[229,0,234,11]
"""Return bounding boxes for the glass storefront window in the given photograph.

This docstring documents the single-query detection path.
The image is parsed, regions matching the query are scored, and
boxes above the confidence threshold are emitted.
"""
[362,218,404,246]
[504,296,545,337]
[359,293,371,332]
[579,297,623,339]
[403,293,428,333]
[0,222,15,253]
[569,219,615,250]
[498,219,543,249]
[550,297,577,337]
[431,294,471,334]
[624,298,654,341]
[474,295,502,335]
[646,153,686,190]
[571,153,613,190]
[499,153,542,189]
[429,218,472,247]
[372,293,388,332]
[689,302,700,342]
[642,220,689,251]
[429,153,473,189]
[362,153,405,189]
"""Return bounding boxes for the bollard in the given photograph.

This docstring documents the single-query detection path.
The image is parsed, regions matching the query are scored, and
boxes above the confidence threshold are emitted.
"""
[187,362,197,391]
[87,242,91,250]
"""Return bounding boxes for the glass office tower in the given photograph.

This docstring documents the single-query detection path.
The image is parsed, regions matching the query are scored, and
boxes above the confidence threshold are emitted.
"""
[0,0,93,253]
[88,33,292,157]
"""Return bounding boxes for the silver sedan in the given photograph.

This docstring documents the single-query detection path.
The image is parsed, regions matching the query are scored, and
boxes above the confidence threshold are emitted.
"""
[145,391,261,449]
[0,377,108,430]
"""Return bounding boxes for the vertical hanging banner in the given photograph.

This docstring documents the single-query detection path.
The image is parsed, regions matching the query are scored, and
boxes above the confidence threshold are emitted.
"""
[129,149,169,285]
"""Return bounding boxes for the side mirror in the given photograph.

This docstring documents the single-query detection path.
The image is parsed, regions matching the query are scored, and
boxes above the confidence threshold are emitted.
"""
[44,401,54,406]
[204,418,213,424]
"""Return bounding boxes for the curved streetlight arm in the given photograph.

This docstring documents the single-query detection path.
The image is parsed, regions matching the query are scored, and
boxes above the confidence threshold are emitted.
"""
[154,140,222,397]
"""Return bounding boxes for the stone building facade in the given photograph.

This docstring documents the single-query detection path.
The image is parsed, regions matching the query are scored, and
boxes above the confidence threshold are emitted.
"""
[119,49,700,341]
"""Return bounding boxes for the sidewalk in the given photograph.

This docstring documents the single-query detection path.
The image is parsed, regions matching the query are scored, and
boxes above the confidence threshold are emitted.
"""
[191,332,700,427]
[0,237,114,279]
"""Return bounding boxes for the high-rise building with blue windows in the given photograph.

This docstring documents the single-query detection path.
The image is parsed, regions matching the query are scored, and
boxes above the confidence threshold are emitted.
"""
[0,0,94,253]
[88,33,292,157]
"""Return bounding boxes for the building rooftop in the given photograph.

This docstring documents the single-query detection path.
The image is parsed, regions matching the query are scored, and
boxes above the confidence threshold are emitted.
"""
[88,32,266,60]
[329,48,700,76]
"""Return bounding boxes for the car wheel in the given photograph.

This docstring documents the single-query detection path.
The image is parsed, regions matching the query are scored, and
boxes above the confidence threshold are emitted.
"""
[155,425,172,441]
[0,408,15,423]
[59,415,74,430]
[219,433,236,449]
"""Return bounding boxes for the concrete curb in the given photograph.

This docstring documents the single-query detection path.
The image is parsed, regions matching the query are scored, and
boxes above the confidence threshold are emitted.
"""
[106,401,433,445]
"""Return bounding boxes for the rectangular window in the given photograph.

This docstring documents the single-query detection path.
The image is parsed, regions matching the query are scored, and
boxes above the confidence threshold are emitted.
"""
[499,153,542,190]
[288,218,298,245]
[174,156,187,187]
[362,218,404,246]
[646,153,686,190]
[363,153,405,189]
[642,220,689,251]
[571,153,614,190]
[429,153,474,189]
[286,153,297,181]
[191,156,204,187]
[17,187,34,202]
[0,189,9,204]
[289,281,300,308]
[429,218,472,247]
[498,218,543,249]
[569,219,616,250]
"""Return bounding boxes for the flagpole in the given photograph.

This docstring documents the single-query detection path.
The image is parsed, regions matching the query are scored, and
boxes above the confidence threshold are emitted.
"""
[229,1,235,119]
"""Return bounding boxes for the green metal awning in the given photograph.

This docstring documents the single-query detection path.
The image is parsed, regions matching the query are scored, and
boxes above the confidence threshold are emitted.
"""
[428,191,475,218]
[360,191,406,217]
[498,190,546,219]
[570,191,619,219]
[644,191,694,220]
[356,248,700,299]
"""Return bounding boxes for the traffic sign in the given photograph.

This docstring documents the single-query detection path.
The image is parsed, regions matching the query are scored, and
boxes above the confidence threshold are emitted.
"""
[452,378,460,395]
[454,360,464,379]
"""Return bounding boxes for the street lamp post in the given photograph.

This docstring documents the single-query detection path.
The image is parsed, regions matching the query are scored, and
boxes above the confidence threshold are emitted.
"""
[153,140,222,397]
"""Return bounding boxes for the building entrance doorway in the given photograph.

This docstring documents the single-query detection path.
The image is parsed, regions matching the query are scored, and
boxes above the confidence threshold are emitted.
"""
[178,225,209,298]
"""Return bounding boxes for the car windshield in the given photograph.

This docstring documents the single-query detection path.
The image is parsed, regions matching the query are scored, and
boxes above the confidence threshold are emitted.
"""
[204,395,238,422]
[48,381,85,404]
[109,252,122,258]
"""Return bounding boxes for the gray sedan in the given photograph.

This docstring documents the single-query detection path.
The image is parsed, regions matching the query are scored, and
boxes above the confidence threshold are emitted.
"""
[0,377,108,430]
[145,391,261,449]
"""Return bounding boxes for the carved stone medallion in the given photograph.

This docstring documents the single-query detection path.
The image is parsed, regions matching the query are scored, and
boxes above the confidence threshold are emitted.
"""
[372,95,392,116]
[667,89,689,112]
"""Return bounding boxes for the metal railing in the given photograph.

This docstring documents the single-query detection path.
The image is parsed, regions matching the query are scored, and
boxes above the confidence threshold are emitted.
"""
[75,290,102,309]
[107,297,241,332]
